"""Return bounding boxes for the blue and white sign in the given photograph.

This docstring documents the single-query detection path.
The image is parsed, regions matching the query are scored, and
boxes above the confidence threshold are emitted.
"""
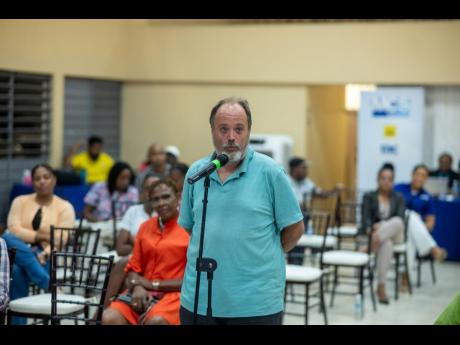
[357,88,424,192]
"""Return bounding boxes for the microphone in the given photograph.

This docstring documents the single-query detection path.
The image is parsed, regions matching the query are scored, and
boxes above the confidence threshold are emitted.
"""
[187,153,229,184]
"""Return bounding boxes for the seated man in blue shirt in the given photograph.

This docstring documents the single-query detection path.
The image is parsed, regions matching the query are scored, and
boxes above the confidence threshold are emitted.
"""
[178,97,304,325]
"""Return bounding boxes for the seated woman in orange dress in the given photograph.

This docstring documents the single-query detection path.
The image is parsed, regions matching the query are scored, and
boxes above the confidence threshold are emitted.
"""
[102,179,189,325]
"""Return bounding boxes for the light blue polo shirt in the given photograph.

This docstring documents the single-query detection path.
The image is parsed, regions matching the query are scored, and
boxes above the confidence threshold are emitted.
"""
[178,147,303,317]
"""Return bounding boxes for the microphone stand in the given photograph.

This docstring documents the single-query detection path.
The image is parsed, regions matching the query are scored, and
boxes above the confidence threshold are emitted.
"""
[192,174,217,324]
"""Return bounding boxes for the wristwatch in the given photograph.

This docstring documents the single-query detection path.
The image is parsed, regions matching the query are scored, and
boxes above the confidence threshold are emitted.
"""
[151,280,160,290]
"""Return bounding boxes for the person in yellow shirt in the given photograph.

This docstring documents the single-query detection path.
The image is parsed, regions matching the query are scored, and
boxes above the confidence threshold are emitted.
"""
[65,136,114,184]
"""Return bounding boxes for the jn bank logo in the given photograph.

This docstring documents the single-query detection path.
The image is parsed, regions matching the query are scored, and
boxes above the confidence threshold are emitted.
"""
[372,96,410,117]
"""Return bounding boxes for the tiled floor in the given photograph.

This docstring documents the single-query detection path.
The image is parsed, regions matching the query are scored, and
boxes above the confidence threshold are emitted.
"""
[283,261,460,325]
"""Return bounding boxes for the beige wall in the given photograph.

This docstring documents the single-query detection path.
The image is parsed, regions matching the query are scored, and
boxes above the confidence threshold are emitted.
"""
[2,19,460,187]
[125,20,460,85]
[0,19,129,167]
[121,83,307,168]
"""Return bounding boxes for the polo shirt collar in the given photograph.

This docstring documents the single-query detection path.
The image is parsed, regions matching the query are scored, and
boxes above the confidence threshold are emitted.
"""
[209,146,254,184]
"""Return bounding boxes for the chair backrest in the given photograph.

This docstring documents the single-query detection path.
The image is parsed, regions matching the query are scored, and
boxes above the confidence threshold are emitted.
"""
[50,251,114,325]
[306,211,331,264]
[309,190,340,227]
[338,202,361,227]
[50,225,101,256]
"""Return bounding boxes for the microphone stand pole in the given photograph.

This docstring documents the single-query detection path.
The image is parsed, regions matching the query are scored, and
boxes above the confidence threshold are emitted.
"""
[192,174,217,324]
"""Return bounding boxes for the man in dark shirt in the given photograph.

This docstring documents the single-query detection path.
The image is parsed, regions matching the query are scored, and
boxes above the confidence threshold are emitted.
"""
[429,152,459,192]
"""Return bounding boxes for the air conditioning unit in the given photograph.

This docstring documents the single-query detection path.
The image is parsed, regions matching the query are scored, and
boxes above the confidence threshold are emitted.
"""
[249,134,293,171]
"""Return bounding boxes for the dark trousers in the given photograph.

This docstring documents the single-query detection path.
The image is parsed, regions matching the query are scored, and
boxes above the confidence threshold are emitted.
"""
[180,306,283,325]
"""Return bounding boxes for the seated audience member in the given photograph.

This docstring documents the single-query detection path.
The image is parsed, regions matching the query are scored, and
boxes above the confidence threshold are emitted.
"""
[394,164,447,287]
[83,162,138,222]
[288,157,319,212]
[102,180,189,325]
[360,163,405,304]
[168,162,189,198]
[165,146,181,167]
[286,157,318,265]
[136,143,168,191]
[429,152,460,193]
[103,173,160,307]
[64,136,114,184]
[0,237,9,312]
[2,164,76,324]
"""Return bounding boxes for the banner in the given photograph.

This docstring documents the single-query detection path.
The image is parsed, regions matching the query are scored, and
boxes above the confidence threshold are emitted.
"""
[357,87,424,192]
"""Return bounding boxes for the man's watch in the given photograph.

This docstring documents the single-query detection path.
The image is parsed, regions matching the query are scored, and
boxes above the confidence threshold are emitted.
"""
[151,280,160,290]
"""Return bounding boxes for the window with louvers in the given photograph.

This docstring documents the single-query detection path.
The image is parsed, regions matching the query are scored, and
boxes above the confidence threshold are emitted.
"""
[0,71,51,159]
[0,70,51,225]
[63,78,121,160]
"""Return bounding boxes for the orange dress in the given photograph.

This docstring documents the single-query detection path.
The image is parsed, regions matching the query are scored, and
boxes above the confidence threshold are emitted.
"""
[109,215,189,324]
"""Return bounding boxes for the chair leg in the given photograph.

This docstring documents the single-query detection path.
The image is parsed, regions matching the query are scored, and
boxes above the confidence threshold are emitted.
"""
[368,263,377,312]
[404,253,413,295]
[394,254,400,300]
[289,284,295,302]
[430,257,436,285]
[319,278,328,325]
[329,266,338,308]
[305,283,310,325]
[359,267,364,317]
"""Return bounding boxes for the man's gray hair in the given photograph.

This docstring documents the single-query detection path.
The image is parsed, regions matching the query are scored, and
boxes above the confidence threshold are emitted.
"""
[209,97,252,129]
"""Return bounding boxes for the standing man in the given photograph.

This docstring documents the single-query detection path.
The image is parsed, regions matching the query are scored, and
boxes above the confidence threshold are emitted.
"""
[178,97,304,325]
[64,136,114,184]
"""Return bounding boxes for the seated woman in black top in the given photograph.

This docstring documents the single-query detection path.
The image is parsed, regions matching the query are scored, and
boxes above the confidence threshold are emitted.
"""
[361,163,406,304]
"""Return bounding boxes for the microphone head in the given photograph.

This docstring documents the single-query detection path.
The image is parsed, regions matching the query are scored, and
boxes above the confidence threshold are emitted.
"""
[217,153,229,167]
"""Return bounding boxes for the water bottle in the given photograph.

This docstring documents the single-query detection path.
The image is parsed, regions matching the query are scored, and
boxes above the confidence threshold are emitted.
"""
[354,294,363,320]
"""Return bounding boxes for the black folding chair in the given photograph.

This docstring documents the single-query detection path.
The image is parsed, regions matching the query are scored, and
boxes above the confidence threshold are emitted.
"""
[284,212,330,325]
[7,251,113,325]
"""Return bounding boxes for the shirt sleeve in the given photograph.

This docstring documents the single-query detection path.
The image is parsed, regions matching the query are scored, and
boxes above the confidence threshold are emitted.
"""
[57,201,76,228]
[7,197,37,243]
[361,193,374,234]
[272,168,304,231]
[178,167,195,231]
[125,223,145,275]
[118,206,133,232]
[71,153,83,170]
[84,183,101,207]
[0,238,9,311]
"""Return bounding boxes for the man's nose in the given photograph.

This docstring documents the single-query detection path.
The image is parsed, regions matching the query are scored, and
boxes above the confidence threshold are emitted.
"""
[227,129,237,141]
